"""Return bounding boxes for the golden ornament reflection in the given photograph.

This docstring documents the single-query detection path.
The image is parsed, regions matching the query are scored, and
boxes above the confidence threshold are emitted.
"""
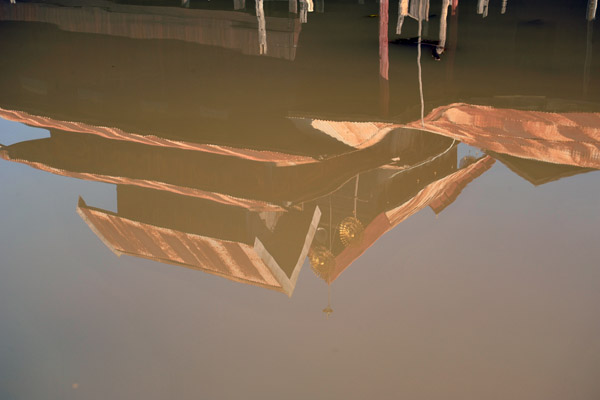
[308,245,335,282]
[338,216,364,248]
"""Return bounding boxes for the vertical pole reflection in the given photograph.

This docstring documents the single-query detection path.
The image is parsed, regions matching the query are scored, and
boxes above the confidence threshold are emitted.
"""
[234,0,246,10]
[414,0,428,126]
[379,0,389,81]
[584,19,594,95]
[397,0,408,34]
[315,0,324,13]
[436,0,450,58]
[584,0,596,94]
[477,0,489,17]
[588,0,598,20]
[418,17,424,126]
[300,0,308,23]
[446,0,458,82]
[256,0,267,55]
[289,0,298,13]
[379,0,390,116]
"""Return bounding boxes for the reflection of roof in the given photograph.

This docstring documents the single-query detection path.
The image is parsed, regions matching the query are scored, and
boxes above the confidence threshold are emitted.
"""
[77,198,319,296]
[0,147,283,212]
[327,155,495,283]
[304,119,393,148]
[429,156,495,213]
[0,107,315,166]
[490,152,594,186]
[298,104,600,169]
[408,103,600,169]
[0,2,301,60]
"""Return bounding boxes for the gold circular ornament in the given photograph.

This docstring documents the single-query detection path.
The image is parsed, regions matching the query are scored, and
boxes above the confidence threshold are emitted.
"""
[308,245,335,281]
[338,217,364,247]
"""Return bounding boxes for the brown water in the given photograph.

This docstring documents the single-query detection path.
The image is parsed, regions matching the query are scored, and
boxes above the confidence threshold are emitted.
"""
[1,0,600,399]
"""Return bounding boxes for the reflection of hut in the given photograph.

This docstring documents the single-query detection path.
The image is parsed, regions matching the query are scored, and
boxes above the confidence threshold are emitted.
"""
[0,1,301,60]
[3,99,598,295]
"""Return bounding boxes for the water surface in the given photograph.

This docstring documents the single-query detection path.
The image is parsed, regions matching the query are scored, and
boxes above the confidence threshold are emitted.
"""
[1,0,599,399]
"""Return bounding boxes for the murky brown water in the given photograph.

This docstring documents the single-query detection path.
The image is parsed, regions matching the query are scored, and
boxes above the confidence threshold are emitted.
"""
[1,0,599,398]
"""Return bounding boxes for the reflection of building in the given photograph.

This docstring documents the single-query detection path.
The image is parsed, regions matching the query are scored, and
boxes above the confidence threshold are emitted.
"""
[0,117,477,294]
[3,100,598,295]
[0,1,301,60]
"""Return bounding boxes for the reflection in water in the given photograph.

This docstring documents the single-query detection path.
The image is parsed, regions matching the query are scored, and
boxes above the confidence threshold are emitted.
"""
[396,0,409,34]
[589,0,598,21]
[256,0,267,55]
[0,0,599,300]
[1,3,600,397]
[477,0,489,18]
[0,1,301,60]
[1,101,598,296]
[585,2,596,94]
[437,0,450,57]
[408,104,600,169]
